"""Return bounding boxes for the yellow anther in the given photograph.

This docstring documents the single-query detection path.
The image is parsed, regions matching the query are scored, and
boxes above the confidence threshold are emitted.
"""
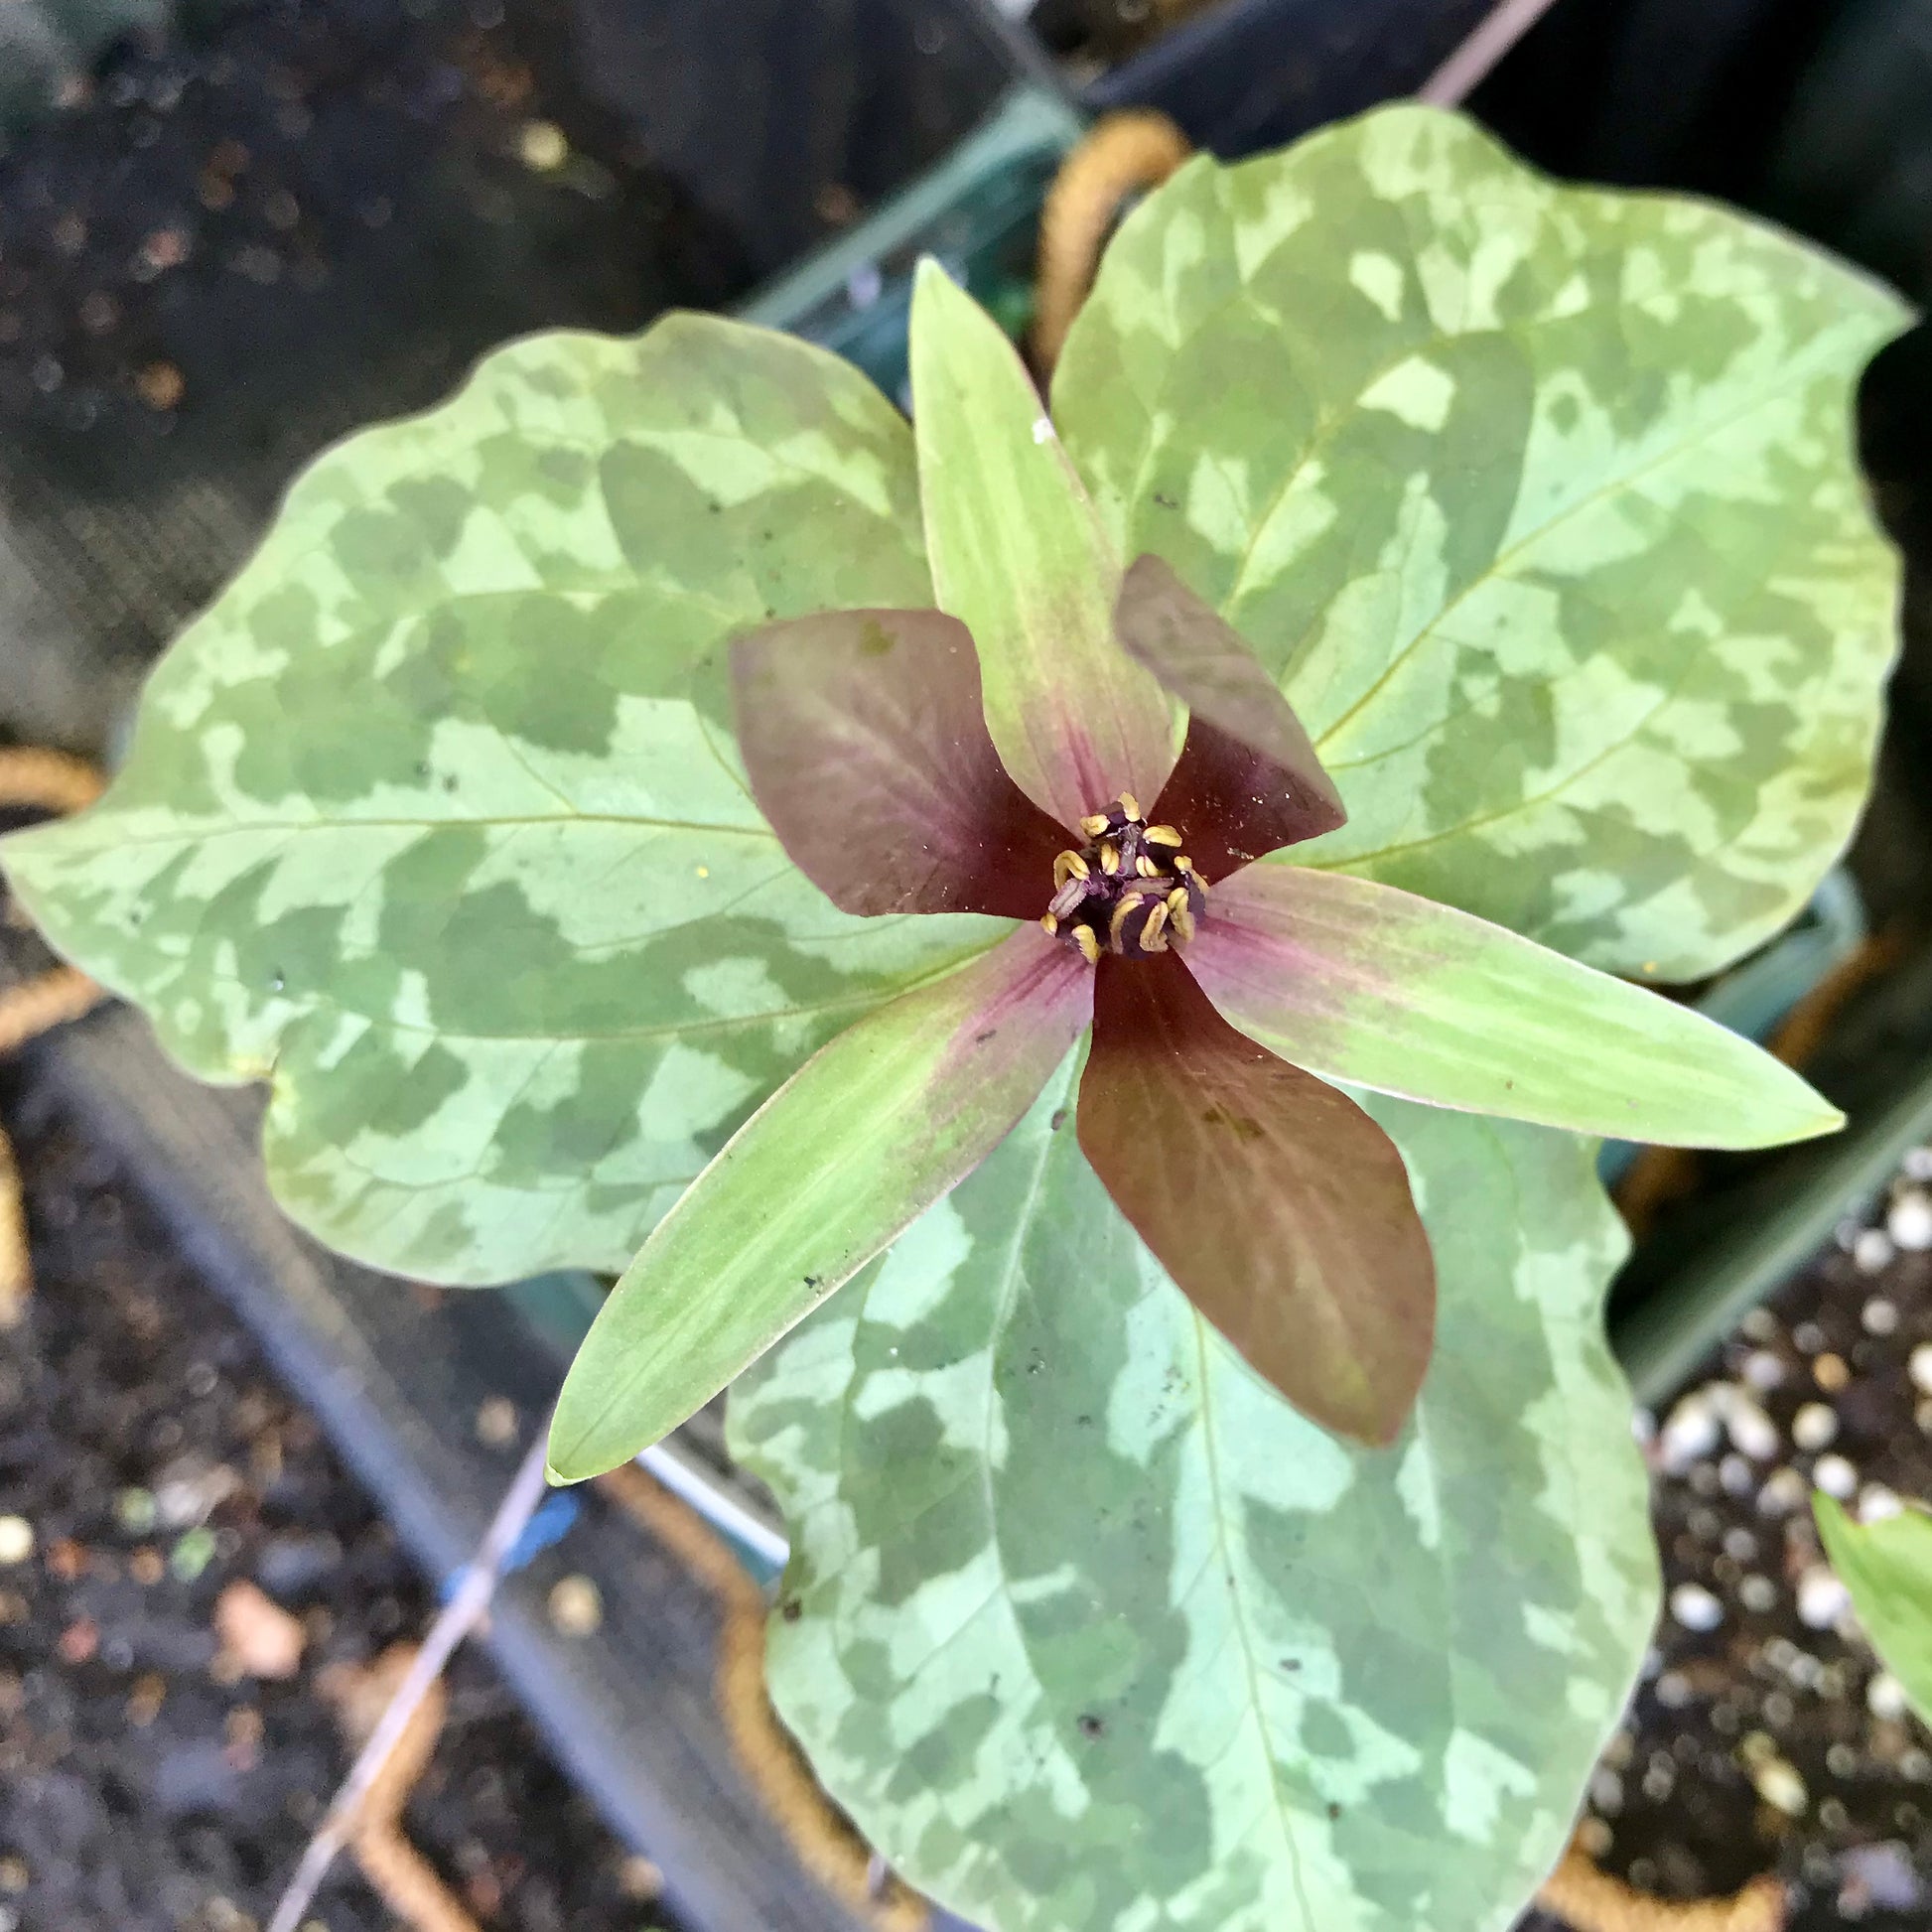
[1052,850,1091,889]
[1040,912,1060,936]
[1135,854,1161,878]
[1108,894,1146,950]
[1171,902,1196,944]
[1072,925,1102,965]
[1173,856,1209,894]
[1099,841,1121,876]
[1143,824,1182,848]
[1140,900,1171,952]
[1079,813,1111,838]
[1117,791,1142,822]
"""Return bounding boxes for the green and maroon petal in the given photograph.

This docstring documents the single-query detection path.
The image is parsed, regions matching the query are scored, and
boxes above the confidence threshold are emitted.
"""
[549,924,1093,1480]
[733,608,1069,919]
[910,264,1179,832]
[1185,864,1843,1148]
[1076,950,1434,1445]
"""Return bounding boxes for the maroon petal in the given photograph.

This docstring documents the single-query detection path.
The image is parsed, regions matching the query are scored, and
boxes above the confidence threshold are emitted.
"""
[1115,554,1344,880]
[1077,951,1436,1446]
[732,608,1071,919]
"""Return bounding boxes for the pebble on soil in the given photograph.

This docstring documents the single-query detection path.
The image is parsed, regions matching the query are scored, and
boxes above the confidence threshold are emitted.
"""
[1521,1167,1932,1932]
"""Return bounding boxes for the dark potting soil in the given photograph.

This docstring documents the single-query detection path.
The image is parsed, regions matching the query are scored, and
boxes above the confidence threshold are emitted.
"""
[0,1073,679,1932]
[1516,1162,1932,1932]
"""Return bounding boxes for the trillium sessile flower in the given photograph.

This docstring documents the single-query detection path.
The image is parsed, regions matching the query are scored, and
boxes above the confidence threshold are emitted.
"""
[545,262,1842,1480]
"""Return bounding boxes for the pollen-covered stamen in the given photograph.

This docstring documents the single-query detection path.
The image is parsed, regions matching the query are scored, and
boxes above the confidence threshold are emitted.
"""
[1165,886,1196,946]
[1040,791,1208,961]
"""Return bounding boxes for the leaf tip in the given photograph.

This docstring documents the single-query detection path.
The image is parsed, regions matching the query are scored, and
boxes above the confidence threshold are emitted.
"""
[1759,1090,1847,1149]
[911,253,959,302]
[0,814,59,885]
[543,1410,623,1489]
[1326,1375,1426,1450]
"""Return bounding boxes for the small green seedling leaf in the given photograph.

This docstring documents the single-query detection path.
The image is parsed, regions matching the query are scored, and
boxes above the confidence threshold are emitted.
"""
[1816,1493,1932,1727]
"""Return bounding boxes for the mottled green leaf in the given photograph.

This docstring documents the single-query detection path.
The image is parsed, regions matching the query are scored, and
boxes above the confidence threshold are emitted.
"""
[1054,103,1906,982]
[548,927,1088,1481]
[2,315,1005,1283]
[732,1058,1657,1932]
[1816,1494,1932,1728]
[1187,864,1842,1147]
[911,261,1178,832]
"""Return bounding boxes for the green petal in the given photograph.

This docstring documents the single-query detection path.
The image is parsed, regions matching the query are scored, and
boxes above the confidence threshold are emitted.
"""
[910,260,1178,831]
[546,927,1090,1481]
[1054,103,1905,982]
[2,315,1006,1283]
[1187,864,1842,1147]
[1816,1494,1932,1728]
[732,1061,1655,1932]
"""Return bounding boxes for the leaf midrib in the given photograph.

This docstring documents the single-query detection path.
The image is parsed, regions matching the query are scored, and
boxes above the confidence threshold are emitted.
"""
[1192,1320,1319,1929]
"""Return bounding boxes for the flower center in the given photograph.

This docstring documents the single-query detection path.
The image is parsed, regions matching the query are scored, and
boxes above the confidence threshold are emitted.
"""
[1040,791,1208,964]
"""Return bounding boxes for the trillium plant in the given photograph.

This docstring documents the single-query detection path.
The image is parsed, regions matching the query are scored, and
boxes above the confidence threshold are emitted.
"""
[552,273,1843,1462]
[3,107,1906,1932]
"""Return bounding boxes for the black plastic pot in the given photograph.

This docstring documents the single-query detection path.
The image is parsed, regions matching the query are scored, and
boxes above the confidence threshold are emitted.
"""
[1085,0,1495,151]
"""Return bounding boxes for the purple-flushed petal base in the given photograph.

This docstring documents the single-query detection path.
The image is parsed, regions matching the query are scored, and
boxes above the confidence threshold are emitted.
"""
[733,608,1071,919]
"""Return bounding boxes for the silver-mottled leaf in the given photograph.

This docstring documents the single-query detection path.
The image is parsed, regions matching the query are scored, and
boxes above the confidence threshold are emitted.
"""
[3,316,1003,1282]
[1054,103,1905,981]
[732,1057,1657,1932]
